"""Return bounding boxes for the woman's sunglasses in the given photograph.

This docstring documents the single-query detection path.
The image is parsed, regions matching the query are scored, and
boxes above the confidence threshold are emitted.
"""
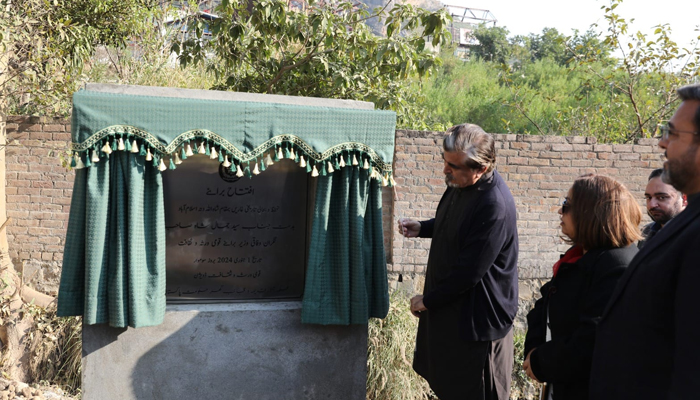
[561,198,571,213]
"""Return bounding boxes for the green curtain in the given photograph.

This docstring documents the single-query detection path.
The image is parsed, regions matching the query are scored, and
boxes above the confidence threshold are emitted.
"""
[57,152,166,328]
[302,165,389,324]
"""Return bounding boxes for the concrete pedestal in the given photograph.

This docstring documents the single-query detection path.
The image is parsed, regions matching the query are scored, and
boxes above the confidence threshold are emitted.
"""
[82,303,368,400]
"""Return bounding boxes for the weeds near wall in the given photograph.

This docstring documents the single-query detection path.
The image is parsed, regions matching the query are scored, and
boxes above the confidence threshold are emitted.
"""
[367,291,542,400]
[367,291,433,400]
[25,305,82,396]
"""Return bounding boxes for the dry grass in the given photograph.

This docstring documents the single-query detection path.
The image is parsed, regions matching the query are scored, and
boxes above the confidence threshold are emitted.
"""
[25,304,82,396]
[367,292,541,400]
[367,291,433,400]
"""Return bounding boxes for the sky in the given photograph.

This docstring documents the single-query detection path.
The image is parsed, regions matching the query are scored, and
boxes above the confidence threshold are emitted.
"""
[445,0,700,51]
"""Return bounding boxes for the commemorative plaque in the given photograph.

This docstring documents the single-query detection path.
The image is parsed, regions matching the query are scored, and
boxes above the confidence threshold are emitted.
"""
[163,155,310,302]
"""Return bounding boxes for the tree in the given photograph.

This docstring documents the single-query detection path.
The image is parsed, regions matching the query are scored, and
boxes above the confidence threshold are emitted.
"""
[173,0,452,129]
[0,0,158,384]
[470,25,512,64]
[569,0,700,140]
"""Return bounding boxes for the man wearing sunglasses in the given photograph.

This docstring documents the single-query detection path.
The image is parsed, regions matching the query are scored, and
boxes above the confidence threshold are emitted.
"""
[590,84,700,399]
[638,168,687,249]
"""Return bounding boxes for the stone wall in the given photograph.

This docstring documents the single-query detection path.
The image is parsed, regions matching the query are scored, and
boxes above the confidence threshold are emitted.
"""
[4,118,665,324]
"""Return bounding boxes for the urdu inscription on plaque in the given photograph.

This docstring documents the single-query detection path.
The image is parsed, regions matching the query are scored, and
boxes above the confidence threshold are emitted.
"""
[163,155,309,302]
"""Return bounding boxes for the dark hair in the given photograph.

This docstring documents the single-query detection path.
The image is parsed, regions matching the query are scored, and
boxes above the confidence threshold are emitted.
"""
[648,168,664,180]
[676,84,700,140]
[443,123,496,172]
[565,174,642,250]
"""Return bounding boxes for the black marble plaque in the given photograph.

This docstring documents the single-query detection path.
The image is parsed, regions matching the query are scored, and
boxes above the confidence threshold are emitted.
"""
[163,155,309,302]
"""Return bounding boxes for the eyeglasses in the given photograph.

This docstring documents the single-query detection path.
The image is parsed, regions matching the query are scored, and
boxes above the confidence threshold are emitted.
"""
[656,123,699,141]
[561,198,571,214]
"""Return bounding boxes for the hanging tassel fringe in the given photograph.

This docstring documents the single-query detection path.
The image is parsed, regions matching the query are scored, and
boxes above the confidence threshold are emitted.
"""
[252,162,260,175]
[186,143,194,157]
[91,150,100,163]
[236,164,244,177]
[299,156,306,168]
[311,164,319,177]
[159,158,167,171]
[198,142,206,154]
[223,155,231,168]
[118,137,125,151]
[327,161,334,173]
[146,148,153,161]
[101,141,112,155]
[174,153,183,165]
[130,139,139,154]
[210,147,218,160]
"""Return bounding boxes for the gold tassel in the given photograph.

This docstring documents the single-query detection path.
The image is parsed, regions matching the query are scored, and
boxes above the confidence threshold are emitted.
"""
[118,137,125,151]
[363,159,370,170]
[299,156,306,168]
[130,139,139,154]
[389,175,396,186]
[186,143,194,157]
[352,154,359,166]
[311,165,319,177]
[159,158,167,171]
[290,148,296,160]
[210,147,218,160]
[253,162,260,175]
[327,161,334,173]
[198,141,206,154]
[174,153,182,165]
[101,142,112,155]
[146,148,153,161]
[277,147,284,160]
[382,174,389,186]
[75,154,85,169]
[236,164,244,177]
[265,153,274,167]
[91,150,100,163]
[223,155,231,168]
[339,155,346,168]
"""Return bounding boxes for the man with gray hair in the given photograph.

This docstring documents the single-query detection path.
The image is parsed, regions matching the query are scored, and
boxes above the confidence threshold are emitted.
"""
[398,123,519,400]
[638,168,686,248]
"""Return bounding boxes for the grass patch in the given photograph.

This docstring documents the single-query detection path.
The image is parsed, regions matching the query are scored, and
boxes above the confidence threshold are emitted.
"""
[367,292,541,400]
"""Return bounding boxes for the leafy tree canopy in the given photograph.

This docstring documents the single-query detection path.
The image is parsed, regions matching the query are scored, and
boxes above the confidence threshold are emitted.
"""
[0,0,158,114]
[174,0,451,129]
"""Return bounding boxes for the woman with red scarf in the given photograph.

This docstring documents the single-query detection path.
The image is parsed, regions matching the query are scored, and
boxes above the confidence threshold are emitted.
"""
[522,174,641,400]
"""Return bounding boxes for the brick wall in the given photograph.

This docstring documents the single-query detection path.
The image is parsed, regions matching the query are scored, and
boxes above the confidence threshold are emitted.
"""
[4,119,665,325]
[4,116,74,295]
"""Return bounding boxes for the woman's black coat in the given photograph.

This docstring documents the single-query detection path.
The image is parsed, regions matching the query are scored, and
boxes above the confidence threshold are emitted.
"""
[524,244,638,400]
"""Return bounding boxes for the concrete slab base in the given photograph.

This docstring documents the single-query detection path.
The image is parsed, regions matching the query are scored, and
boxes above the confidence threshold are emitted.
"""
[82,302,368,400]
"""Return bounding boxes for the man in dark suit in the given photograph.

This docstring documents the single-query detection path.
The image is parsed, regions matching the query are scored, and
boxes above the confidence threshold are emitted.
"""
[398,123,519,400]
[590,83,700,399]
[638,168,686,248]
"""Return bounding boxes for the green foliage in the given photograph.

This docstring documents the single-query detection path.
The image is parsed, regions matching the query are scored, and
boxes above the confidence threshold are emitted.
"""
[174,0,452,129]
[421,0,699,142]
[569,0,700,140]
[0,0,158,115]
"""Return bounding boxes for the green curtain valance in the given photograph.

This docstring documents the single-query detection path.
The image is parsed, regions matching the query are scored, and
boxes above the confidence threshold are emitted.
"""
[70,90,396,184]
